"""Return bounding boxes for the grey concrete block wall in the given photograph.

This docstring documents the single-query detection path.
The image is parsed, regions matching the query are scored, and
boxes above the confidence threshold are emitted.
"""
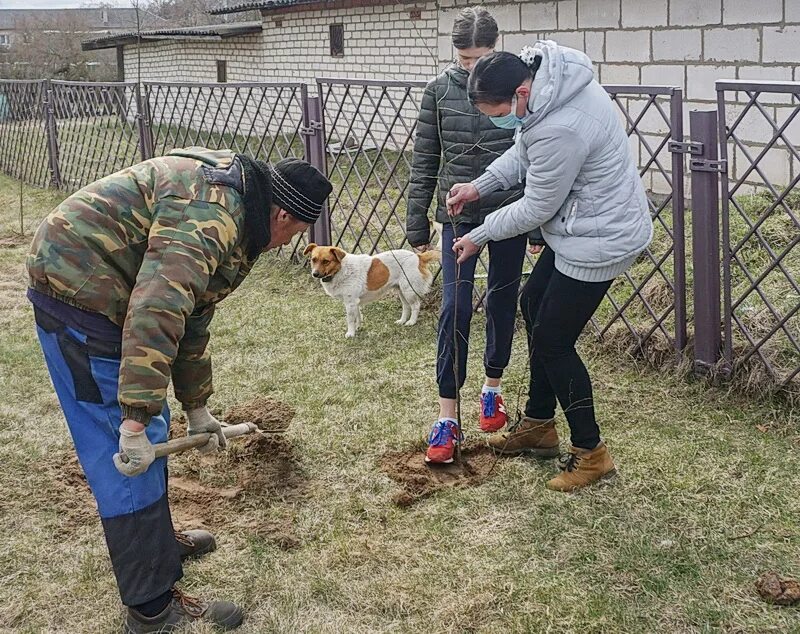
[121,0,800,192]
[126,2,439,86]
[434,0,800,193]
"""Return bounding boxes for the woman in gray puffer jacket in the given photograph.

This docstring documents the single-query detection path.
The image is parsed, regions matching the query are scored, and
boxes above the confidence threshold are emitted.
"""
[450,43,653,491]
[408,7,534,466]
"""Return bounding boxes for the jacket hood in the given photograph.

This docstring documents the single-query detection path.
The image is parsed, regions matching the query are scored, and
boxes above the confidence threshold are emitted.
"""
[522,40,594,130]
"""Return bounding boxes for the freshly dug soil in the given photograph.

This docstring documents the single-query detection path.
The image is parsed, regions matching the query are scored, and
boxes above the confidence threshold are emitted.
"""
[52,455,98,529]
[379,441,500,507]
[224,397,295,432]
[54,398,305,550]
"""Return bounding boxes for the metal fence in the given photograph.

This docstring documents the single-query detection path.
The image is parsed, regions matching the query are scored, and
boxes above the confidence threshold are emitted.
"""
[48,81,142,191]
[715,80,800,387]
[0,80,50,188]
[316,76,538,306]
[592,86,687,355]
[0,79,307,192]
[315,78,689,346]
[317,77,423,255]
[142,81,306,163]
[2,76,799,391]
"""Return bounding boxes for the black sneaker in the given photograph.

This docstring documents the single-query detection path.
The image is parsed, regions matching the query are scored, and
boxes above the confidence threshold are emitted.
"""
[123,587,244,633]
[175,529,217,561]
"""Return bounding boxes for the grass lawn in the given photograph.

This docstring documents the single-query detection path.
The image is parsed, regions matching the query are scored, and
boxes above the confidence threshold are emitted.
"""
[0,174,799,632]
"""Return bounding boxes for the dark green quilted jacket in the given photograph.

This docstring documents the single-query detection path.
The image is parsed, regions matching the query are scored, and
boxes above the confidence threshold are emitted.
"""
[406,64,526,247]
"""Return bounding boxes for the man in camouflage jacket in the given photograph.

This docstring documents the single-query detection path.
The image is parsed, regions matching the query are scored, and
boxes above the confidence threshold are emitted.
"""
[27,147,331,632]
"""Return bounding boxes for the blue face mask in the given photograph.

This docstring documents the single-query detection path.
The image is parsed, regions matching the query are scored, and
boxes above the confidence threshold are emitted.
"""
[489,95,526,129]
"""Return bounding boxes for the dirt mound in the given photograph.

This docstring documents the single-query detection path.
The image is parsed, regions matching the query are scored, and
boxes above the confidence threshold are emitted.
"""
[52,455,98,529]
[54,398,305,549]
[756,572,800,606]
[224,396,295,432]
[379,441,500,507]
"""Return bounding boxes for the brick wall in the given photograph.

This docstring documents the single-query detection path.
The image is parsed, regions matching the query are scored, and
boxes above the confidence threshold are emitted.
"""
[260,1,438,83]
[124,2,438,84]
[122,0,800,191]
[437,0,799,97]
[122,34,265,83]
[436,0,800,192]
[124,2,438,152]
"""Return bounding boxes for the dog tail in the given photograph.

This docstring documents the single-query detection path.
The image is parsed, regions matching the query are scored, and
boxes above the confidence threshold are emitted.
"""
[418,250,441,265]
[417,249,441,277]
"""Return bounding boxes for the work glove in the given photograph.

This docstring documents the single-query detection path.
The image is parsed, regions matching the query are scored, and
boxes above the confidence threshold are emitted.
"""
[186,406,227,454]
[112,426,155,477]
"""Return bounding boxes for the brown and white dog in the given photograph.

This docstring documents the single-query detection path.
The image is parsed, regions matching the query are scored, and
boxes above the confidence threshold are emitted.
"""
[304,243,440,338]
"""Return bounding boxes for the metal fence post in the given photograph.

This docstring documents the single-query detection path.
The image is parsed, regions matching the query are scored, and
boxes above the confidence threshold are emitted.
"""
[42,80,61,189]
[670,89,688,354]
[689,109,724,373]
[716,84,735,376]
[136,83,154,161]
[301,85,331,245]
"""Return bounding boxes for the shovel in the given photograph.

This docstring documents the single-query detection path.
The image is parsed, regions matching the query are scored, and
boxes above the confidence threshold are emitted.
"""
[118,422,261,463]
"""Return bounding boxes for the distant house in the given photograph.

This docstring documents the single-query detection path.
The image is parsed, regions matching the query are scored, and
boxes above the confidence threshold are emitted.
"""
[0,8,167,80]
[82,20,265,83]
[82,0,439,84]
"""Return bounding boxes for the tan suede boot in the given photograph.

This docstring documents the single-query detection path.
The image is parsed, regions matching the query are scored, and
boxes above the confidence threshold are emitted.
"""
[546,442,616,492]
[486,417,560,457]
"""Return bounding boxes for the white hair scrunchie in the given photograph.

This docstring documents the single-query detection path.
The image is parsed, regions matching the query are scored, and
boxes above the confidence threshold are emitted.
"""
[519,45,538,68]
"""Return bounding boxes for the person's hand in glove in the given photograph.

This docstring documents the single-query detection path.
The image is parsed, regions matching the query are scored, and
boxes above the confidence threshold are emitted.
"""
[113,420,155,476]
[186,406,227,454]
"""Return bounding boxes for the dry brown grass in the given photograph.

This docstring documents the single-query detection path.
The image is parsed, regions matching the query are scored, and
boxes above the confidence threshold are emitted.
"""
[1,176,799,633]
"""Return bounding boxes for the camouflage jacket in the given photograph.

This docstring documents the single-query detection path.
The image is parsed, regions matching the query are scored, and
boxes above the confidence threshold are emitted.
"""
[27,147,256,425]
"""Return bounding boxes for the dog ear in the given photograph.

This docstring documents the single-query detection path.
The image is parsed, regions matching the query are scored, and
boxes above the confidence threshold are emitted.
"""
[330,247,346,263]
[303,243,317,257]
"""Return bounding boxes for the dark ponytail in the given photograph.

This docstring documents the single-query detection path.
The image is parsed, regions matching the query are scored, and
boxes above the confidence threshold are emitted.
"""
[468,50,542,106]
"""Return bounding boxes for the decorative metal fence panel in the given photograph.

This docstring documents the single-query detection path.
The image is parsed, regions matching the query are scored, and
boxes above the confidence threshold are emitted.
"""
[5,75,800,392]
[0,80,50,188]
[316,76,534,304]
[48,81,141,191]
[593,86,687,356]
[316,79,688,346]
[143,82,306,163]
[717,80,800,388]
[317,78,424,255]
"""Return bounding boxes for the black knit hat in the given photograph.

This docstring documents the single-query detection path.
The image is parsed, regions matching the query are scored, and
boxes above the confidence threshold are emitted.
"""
[269,158,332,224]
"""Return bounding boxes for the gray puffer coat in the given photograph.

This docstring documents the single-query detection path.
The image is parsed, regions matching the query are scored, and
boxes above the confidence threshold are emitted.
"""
[469,41,653,283]
[406,64,525,248]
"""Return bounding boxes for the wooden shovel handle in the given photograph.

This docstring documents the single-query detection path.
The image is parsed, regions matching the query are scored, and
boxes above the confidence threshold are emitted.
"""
[119,422,258,463]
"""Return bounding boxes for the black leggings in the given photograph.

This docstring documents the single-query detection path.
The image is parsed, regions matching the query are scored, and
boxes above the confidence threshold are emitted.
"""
[520,247,612,449]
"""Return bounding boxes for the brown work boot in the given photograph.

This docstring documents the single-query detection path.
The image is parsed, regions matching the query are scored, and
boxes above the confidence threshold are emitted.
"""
[546,442,616,492]
[123,587,244,633]
[486,416,560,457]
[175,529,216,561]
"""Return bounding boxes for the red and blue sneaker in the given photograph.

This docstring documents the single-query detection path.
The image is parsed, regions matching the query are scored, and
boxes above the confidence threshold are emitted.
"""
[479,391,508,432]
[424,419,464,464]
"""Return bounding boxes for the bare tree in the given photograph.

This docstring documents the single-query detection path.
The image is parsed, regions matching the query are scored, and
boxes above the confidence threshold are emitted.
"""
[0,11,116,81]
[146,0,258,26]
